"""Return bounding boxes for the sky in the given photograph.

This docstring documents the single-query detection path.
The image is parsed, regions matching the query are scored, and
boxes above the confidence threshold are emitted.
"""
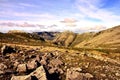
[0,0,120,33]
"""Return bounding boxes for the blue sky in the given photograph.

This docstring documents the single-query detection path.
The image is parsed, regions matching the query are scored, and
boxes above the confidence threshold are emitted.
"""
[0,0,120,32]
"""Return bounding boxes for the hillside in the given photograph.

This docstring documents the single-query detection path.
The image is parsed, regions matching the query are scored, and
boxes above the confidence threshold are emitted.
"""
[53,31,76,47]
[0,27,120,80]
[75,25,120,49]
[52,31,95,47]
[0,32,45,45]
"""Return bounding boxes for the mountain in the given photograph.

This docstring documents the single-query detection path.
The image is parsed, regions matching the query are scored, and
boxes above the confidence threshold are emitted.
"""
[0,31,45,45]
[8,30,25,33]
[75,25,120,49]
[53,31,76,47]
[52,31,95,47]
[34,32,59,40]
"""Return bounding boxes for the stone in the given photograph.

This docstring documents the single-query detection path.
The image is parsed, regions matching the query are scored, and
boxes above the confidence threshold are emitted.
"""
[17,64,27,73]
[27,60,37,70]
[66,69,83,80]
[36,55,40,62]
[49,59,63,67]
[40,59,47,65]
[100,73,106,77]
[73,67,82,72]
[66,68,93,80]
[115,73,120,77]
[57,68,64,74]
[11,75,31,80]
[0,70,4,75]
[30,66,47,80]
[13,61,19,68]
[0,63,7,70]
[11,66,47,80]
[84,73,93,78]
[48,68,57,74]
[1,45,16,55]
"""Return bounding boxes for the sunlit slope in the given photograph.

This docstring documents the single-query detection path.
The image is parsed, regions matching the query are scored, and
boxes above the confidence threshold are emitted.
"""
[75,25,120,48]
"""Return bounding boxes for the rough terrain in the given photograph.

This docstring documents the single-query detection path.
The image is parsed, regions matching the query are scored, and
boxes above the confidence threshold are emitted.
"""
[0,43,119,80]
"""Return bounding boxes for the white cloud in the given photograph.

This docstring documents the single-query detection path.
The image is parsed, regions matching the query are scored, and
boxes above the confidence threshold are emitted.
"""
[75,0,120,27]
[19,3,38,7]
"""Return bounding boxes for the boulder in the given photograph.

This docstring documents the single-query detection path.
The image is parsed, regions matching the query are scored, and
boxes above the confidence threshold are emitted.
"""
[17,64,27,73]
[30,66,47,80]
[11,66,47,80]
[40,59,47,65]
[66,68,93,80]
[27,60,37,70]
[1,45,16,55]
[0,63,7,70]
[13,61,19,68]
[11,75,31,80]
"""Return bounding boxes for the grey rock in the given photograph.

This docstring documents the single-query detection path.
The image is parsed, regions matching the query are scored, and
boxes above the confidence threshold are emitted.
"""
[66,68,93,80]
[11,66,47,80]
[49,59,63,67]
[17,64,27,73]
[1,45,16,55]
[0,70,4,75]
[40,59,47,65]
[27,60,37,70]
[30,66,47,80]
[0,63,7,70]
[11,75,31,80]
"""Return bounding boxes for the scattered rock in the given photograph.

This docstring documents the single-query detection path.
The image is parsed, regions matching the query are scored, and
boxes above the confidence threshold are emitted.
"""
[11,66,47,80]
[49,59,63,67]
[11,75,31,80]
[48,68,57,74]
[13,61,19,68]
[17,64,27,73]
[30,66,47,80]
[40,59,47,65]
[27,60,37,70]
[66,68,83,80]
[66,68,94,80]
[0,63,7,70]
[0,70,4,75]
[1,45,16,55]
[73,67,82,72]
[115,73,120,77]
[84,73,93,78]
[100,73,106,77]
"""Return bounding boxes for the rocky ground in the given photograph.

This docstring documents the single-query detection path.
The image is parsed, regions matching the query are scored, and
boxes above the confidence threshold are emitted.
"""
[0,44,120,80]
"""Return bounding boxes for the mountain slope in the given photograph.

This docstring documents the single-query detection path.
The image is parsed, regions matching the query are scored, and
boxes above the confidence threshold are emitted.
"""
[52,31,95,47]
[53,31,76,47]
[75,25,120,49]
[0,32,45,45]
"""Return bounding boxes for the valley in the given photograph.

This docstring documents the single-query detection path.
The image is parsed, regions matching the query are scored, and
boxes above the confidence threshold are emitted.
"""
[0,26,120,80]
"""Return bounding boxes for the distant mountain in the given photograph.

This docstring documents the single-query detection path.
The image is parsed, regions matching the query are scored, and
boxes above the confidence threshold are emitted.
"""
[52,31,95,47]
[34,32,59,40]
[53,31,76,47]
[8,30,25,33]
[75,25,120,49]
